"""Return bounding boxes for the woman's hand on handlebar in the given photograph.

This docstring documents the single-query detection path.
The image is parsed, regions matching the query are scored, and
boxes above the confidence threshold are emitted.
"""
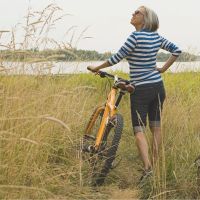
[88,61,111,74]
[87,66,99,73]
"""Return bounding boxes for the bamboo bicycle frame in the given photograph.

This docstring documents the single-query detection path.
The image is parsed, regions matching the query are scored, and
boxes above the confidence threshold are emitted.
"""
[85,87,118,150]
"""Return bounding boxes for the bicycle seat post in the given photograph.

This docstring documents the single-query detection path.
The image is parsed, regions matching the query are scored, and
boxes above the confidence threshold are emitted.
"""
[115,90,125,108]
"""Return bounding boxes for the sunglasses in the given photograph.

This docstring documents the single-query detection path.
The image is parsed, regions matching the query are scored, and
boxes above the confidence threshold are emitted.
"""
[134,10,144,16]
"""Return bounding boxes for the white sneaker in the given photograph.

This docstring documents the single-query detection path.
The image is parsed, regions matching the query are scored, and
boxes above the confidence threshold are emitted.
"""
[138,168,153,184]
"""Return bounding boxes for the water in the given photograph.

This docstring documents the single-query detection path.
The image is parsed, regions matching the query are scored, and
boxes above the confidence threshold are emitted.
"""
[1,61,200,75]
[50,61,200,74]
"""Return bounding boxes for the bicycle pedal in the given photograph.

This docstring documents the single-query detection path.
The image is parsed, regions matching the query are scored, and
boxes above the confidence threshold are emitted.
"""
[108,120,115,127]
[82,144,95,153]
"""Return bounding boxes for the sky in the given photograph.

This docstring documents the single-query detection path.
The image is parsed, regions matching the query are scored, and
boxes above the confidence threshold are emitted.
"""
[0,0,200,54]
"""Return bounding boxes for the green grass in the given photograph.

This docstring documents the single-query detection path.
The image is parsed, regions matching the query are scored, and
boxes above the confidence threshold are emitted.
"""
[0,72,200,199]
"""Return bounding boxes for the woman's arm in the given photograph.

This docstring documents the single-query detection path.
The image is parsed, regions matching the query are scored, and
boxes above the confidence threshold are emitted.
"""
[88,33,137,72]
[87,61,111,72]
[156,55,178,73]
[157,36,182,73]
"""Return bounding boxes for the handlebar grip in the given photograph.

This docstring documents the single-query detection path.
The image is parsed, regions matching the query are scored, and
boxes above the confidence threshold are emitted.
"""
[88,67,123,80]
[99,71,114,78]
[99,71,107,78]
[87,66,92,71]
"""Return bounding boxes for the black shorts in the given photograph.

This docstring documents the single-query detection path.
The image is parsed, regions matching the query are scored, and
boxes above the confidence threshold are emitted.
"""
[130,81,166,134]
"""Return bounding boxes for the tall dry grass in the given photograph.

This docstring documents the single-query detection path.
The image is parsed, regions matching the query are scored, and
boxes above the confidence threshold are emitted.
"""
[0,73,139,199]
[0,3,89,75]
[0,3,200,200]
[138,73,200,199]
[0,73,200,199]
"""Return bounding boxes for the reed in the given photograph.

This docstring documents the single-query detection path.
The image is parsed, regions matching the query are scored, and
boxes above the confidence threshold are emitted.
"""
[0,73,200,199]
[0,3,200,199]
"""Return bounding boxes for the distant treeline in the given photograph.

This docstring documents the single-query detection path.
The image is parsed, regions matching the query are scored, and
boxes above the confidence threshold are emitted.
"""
[0,48,199,62]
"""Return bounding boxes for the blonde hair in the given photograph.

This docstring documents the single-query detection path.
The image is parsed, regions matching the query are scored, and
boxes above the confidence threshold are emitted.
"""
[141,6,159,32]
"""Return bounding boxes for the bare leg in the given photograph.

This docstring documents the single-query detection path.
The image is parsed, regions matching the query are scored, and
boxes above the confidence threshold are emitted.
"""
[150,126,162,166]
[135,132,152,170]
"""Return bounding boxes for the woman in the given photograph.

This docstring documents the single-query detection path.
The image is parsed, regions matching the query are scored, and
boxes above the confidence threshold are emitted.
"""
[88,6,181,181]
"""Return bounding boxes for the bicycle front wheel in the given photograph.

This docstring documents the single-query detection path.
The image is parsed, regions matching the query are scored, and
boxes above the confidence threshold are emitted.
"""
[81,106,104,185]
[92,113,124,186]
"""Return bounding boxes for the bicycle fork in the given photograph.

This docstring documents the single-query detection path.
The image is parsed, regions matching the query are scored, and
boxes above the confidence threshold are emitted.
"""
[83,89,125,153]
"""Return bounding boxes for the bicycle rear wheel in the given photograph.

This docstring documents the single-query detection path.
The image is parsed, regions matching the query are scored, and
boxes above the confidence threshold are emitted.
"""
[92,113,124,186]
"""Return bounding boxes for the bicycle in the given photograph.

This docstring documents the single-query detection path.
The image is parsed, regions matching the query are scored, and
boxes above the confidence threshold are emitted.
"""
[81,68,134,186]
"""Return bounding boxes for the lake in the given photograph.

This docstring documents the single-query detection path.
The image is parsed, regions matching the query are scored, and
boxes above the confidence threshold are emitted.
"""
[1,61,200,75]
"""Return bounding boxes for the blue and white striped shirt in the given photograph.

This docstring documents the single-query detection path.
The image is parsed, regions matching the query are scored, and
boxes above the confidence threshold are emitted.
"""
[108,29,182,86]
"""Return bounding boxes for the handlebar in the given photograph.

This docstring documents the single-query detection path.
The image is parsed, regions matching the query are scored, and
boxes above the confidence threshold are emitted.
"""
[87,67,130,84]
[87,67,135,93]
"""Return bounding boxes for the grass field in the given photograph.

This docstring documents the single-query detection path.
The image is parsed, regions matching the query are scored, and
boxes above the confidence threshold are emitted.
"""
[0,72,200,199]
